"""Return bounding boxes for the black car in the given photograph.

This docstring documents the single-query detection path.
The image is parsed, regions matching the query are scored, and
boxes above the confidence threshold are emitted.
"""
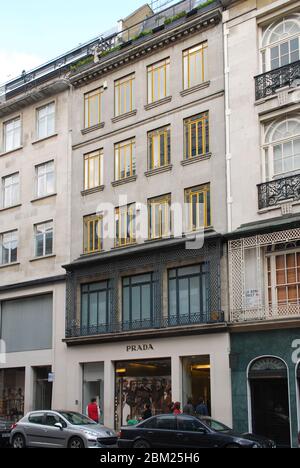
[118,415,276,449]
[0,418,13,447]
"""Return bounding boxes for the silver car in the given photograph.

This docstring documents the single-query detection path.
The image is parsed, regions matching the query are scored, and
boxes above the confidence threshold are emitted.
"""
[10,410,118,448]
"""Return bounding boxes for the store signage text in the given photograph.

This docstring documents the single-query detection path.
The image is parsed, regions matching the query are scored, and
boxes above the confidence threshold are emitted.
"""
[126,344,154,352]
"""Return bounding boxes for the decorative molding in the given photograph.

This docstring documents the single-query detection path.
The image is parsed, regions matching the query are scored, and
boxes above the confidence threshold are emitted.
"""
[144,96,172,111]
[181,152,212,166]
[145,164,173,177]
[180,81,210,97]
[112,175,137,187]
[81,185,105,196]
[111,110,137,124]
[81,122,105,135]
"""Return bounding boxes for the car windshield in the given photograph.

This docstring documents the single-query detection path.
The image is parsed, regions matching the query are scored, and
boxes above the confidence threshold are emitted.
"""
[59,412,97,426]
[200,417,231,433]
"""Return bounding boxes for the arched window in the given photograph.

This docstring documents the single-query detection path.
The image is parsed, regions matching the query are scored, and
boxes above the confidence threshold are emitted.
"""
[263,117,300,179]
[261,15,300,72]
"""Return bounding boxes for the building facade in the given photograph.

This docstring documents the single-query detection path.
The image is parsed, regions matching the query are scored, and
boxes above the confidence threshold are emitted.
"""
[224,0,300,448]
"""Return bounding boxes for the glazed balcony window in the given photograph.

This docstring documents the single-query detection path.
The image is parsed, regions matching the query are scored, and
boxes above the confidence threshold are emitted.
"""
[3,117,21,152]
[36,102,55,140]
[84,88,103,128]
[183,42,208,90]
[83,214,103,254]
[114,139,136,181]
[147,58,170,103]
[267,251,300,307]
[0,230,18,265]
[115,203,136,248]
[36,161,55,198]
[2,173,19,209]
[148,194,171,240]
[84,150,103,190]
[148,126,170,170]
[185,184,211,232]
[123,273,155,329]
[34,221,53,257]
[81,281,111,333]
[114,74,135,117]
[184,112,209,160]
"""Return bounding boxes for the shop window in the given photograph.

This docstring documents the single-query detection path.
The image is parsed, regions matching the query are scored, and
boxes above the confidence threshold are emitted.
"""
[0,368,25,421]
[82,363,104,424]
[182,356,211,413]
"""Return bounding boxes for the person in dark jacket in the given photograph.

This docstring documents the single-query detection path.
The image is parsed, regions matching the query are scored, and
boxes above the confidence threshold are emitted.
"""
[183,398,195,415]
[195,398,209,416]
[142,404,153,420]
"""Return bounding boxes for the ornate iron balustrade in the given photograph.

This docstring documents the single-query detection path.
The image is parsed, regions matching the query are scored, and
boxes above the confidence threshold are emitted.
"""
[258,174,300,210]
[255,60,300,101]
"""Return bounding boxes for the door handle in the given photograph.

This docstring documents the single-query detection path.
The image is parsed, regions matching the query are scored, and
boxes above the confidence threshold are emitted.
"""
[147,431,154,435]
[176,433,184,437]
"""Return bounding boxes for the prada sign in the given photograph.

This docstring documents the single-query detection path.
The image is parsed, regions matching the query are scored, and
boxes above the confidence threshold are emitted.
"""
[126,344,154,352]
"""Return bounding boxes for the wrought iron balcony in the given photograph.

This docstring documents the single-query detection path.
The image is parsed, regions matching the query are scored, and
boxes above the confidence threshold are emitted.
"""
[66,312,224,338]
[258,174,300,210]
[255,60,300,101]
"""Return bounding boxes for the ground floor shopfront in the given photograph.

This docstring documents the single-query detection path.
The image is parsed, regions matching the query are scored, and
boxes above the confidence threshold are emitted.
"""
[230,327,300,448]
[59,332,232,430]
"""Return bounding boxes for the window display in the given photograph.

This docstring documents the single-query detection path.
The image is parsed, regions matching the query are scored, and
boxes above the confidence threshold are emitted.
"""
[0,368,25,421]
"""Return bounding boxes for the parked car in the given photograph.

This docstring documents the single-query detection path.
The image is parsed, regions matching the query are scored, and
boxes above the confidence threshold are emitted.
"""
[118,414,276,449]
[0,418,13,447]
[10,410,118,448]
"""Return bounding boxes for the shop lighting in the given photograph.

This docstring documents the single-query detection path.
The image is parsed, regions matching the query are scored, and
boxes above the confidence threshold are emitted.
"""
[191,364,211,371]
[116,368,127,374]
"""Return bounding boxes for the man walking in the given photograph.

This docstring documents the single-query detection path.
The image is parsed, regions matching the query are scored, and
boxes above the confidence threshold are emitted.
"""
[87,398,101,423]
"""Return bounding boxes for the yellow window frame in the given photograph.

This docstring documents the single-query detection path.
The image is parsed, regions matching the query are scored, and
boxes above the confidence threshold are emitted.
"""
[147,58,170,103]
[84,88,103,128]
[183,42,207,89]
[185,184,211,231]
[184,113,209,160]
[84,150,103,190]
[148,194,171,240]
[148,127,170,170]
[115,139,135,181]
[83,215,103,254]
[115,204,136,247]
[114,74,135,116]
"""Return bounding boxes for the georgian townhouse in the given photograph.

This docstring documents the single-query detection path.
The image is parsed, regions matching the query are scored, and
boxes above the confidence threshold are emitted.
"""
[223,0,300,448]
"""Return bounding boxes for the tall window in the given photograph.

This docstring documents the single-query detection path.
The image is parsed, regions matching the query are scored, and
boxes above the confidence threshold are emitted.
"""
[148,194,171,240]
[83,215,103,254]
[264,117,300,179]
[81,281,111,332]
[34,222,53,257]
[3,117,21,152]
[36,161,55,198]
[184,113,209,160]
[168,264,209,324]
[267,251,300,306]
[183,42,208,90]
[0,230,18,265]
[261,15,300,72]
[114,74,135,117]
[115,204,136,247]
[147,58,170,103]
[2,173,19,209]
[36,102,55,140]
[84,88,103,128]
[185,184,211,231]
[114,139,136,181]
[148,126,171,170]
[123,273,155,328]
[84,150,103,190]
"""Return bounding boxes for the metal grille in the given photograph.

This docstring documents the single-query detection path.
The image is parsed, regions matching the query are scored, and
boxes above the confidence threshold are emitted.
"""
[258,174,300,210]
[255,60,300,101]
[65,239,222,338]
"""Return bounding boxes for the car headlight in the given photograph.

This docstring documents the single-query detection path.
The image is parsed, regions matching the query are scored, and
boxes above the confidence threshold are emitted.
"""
[83,430,99,439]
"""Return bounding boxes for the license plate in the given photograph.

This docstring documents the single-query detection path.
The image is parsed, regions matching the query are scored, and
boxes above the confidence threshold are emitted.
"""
[1,433,10,438]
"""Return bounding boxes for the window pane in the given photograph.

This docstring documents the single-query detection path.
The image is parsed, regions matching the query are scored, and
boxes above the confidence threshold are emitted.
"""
[179,278,189,317]
[169,278,177,317]
[89,292,98,327]
[131,286,141,322]
[141,284,151,321]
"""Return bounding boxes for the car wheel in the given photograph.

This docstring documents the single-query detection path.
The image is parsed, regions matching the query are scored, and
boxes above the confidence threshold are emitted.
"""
[132,439,151,448]
[68,436,85,449]
[226,444,240,449]
[12,434,26,449]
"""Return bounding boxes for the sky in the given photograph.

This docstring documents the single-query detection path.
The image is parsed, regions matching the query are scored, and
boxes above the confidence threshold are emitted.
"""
[0,0,156,84]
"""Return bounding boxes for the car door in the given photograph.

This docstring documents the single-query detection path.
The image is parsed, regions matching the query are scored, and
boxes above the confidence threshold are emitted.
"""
[176,415,216,449]
[25,413,48,447]
[43,413,68,448]
[149,415,178,448]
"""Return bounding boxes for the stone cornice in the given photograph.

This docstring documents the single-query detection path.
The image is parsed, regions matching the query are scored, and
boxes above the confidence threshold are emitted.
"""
[70,9,222,89]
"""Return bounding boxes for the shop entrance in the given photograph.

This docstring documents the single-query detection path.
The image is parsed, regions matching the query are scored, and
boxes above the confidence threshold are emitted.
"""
[33,367,52,411]
[182,356,211,413]
[249,357,291,448]
[0,368,25,421]
[115,358,171,429]
[82,363,104,423]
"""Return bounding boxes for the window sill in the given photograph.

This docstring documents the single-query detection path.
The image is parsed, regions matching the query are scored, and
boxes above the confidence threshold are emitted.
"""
[0,146,23,157]
[0,262,20,269]
[81,186,105,196]
[180,81,210,97]
[145,164,173,177]
[112,242,137,251]
[30,254,56,263]
[31,193,57,203]
[80,251,103,258]
[112,175,137,187]
[181,153,212,166]
[144,96,172,111]
[112,110,137,124]
[32,133,58,145]
[0,203,22,213]
[81,123,105,135]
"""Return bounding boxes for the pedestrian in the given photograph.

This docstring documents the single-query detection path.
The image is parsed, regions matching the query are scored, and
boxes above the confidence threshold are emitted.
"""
[173,402,182,415]
[183,398,195,415]
[195,398,209,416]
[142,403,153,420]
[86,398,101,423]
[168,402,174,414]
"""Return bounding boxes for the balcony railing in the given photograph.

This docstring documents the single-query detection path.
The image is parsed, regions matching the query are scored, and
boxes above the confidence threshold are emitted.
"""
[255,60,300,101]
[231,303,300,323]
[66,312,224,338]
[258,174,300,210]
